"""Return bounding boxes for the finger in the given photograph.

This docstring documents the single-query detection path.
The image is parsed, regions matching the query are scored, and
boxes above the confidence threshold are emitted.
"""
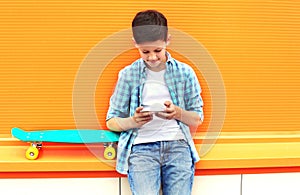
[164,107,174,113]
[140,111,153,117]
[155,112,167,119]
[140,116,153,122]
[164,104,175,113]
[156,111,175,120]
[164,101,172,107]
[135,112,153,123]
[135,106,144,113]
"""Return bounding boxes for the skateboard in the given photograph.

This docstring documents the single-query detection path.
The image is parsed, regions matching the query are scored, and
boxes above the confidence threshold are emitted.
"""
[11,127,120,160]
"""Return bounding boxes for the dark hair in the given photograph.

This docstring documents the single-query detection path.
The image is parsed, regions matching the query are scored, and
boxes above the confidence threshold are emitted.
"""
[132,10,168,44]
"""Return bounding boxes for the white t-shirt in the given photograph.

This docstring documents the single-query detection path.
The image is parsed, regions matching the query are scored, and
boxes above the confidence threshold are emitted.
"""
[133,68,185,145]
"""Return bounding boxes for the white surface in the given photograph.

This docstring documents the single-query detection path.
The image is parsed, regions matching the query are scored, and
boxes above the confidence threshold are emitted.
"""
[192,175,241,195]
[122,175,241,195]
[0,178,119,195]
[243,172,300,195]
[2,173,300,195]
[120,178,132,195]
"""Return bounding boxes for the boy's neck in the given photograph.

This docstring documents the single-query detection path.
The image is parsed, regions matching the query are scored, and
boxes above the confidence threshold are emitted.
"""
[145,62,166,72]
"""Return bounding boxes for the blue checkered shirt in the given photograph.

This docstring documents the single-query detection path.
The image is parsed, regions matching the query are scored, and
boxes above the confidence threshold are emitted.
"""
[106,52,204,174]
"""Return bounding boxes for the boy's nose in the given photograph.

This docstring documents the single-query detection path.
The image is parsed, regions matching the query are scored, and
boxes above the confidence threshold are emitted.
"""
[148,53,158,60]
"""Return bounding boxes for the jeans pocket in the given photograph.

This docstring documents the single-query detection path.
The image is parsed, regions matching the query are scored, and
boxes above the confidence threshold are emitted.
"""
[177,139,189,147]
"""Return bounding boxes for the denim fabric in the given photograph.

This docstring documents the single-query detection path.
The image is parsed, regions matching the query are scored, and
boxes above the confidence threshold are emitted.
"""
[128,140,195,195]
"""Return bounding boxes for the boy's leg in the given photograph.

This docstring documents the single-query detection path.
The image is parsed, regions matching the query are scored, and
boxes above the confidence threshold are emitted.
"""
[128,142,161,195]
[161,140,195,195]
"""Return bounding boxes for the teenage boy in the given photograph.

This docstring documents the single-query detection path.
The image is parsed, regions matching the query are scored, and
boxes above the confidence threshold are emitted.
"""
[106,10,203,195]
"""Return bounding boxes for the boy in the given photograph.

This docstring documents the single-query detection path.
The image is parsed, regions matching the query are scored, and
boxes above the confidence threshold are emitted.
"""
[106,10,203,195]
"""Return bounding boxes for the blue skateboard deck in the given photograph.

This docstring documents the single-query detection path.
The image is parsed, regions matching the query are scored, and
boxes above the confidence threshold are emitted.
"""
[12,127,119,143]
[12,127,119,160]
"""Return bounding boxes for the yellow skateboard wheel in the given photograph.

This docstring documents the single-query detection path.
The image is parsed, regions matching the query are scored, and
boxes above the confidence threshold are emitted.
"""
[104,146,116,160]
[25,146,39,160]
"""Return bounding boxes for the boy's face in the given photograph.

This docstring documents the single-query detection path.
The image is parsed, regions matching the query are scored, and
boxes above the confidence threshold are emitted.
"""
[134,40,168,70]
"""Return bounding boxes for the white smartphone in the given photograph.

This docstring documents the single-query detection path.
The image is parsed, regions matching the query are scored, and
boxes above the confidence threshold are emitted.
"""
[141,103,166,112]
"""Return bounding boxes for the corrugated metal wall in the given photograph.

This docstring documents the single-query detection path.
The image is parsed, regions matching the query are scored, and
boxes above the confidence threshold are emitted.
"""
[0,0,299,134]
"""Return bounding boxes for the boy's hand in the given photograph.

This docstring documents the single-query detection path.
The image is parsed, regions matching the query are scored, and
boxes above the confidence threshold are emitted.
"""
[132,106,153,126]
[155,101,178,120]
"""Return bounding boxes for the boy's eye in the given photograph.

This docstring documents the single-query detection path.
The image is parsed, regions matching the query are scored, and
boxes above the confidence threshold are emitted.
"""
[142,49,162,54]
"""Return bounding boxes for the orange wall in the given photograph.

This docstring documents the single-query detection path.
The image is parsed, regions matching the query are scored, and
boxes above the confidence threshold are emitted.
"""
[0,0,299,134]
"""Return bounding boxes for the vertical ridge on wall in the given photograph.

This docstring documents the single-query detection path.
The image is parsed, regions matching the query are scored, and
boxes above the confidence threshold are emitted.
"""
[0,0,299,134]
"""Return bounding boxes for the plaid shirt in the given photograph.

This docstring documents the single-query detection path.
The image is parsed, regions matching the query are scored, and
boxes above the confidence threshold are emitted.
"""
[106,52,204,174]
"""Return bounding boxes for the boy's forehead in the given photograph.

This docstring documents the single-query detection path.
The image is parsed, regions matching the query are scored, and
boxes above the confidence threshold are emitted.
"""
[135,40,167,48]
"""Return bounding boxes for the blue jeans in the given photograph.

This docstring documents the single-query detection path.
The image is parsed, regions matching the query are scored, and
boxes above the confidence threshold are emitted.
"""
[128,140,195,195]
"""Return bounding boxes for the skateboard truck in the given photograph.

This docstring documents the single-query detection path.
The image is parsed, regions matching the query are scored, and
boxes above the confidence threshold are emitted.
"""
[103,143,117,160]
[25,142,117,160]
[26,142,42,160]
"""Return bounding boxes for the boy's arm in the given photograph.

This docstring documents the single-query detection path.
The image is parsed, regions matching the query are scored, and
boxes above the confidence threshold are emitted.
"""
[181,67,204,127]
[107,107,153,132]
[156,66,203,129]
[174,105,203,127]
[106,117,135,132]
[155,101,202,129]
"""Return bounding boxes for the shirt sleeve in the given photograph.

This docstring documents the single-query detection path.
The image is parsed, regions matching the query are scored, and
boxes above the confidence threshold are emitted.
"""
[106,69,131,121]
[184,67,204,122]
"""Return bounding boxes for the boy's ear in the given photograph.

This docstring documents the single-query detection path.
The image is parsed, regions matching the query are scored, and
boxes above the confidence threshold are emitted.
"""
[132,37,138,47]
[166,34,171,46]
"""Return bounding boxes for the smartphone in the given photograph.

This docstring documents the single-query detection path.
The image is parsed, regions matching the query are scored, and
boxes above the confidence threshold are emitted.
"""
[141,103,166,112]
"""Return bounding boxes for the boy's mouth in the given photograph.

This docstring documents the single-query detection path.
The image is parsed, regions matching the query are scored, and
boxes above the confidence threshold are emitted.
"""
[147,60,161,67]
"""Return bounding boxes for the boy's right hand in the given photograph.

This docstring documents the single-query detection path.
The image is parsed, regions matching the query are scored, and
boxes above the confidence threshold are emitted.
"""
[110,107,152,131]
[132,106,153,126]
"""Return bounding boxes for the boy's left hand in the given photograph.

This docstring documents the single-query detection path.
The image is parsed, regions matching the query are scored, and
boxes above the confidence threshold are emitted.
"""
[155,101,177,120]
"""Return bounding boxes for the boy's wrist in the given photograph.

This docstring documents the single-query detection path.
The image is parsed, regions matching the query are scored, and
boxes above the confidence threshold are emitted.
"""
[129,116,141,128]
[115,117,140,131]
[174,106,183,121]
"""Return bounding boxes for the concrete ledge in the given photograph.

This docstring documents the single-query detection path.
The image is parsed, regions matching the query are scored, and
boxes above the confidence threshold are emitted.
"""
[1,131,300,177]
